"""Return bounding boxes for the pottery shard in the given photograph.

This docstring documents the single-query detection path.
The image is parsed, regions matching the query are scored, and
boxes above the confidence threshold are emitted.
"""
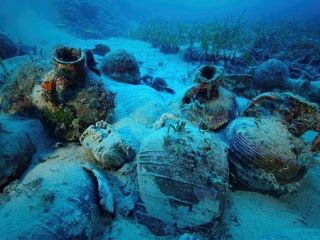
[80,121,136,170]
[83,164,114,214]
[136,118,228,235]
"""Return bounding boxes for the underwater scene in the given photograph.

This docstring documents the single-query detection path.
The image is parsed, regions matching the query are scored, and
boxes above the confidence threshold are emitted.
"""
[0,0,320,239]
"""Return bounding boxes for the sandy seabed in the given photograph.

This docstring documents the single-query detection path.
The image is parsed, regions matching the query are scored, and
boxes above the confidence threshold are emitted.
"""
[0,37,319,240]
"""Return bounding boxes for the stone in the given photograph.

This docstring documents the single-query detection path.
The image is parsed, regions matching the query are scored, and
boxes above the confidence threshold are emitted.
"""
[54,0,128,39]
[91,44,111,56]
[0,57,50,116]
[0,32,17,59]
[253,59,289,91]
[0,121,35,189]
[101,50,140,84]
[80,121,136,170]
[0,159,113,239]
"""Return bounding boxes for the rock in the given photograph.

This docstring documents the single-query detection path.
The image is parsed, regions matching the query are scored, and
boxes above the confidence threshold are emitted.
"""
[101,50,140,84]
[85,49,101,76]
[226,116,315,196]
[307,81,320,104]
[253,59,289,91]
[312,134,320,152]
[160,44,179,54]
[80,121,136,170]
[0,57,50,116]
[141,74,153,85]
[183,47,205,62]
[54,0,128,39]
[150,77,175,94]
[141,75,175,94]
[0,121,35,189]
[31,47,115,142]
[136,117,229,236]
[0,159,113,239]
[0,32,17,59]
[91,43,111,56]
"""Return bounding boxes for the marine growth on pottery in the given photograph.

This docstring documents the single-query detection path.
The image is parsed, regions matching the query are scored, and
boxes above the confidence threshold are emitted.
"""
[181,65,236,131]
[136,116,229,236]
[31,47,115,141]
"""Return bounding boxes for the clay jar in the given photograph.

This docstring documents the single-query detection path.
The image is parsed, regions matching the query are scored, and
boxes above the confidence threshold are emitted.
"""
[193,65,224,100]
[226,116,314,196]
[181,65,236,131]
[52,47,87,87]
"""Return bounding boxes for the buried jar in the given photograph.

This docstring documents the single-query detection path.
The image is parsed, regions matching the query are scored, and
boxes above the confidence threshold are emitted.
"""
[194,65,223,98]
[226,116,315,196]
[31,46,115,142]
[226,92,320,195]
[136,116,229,236]
[52,47,86,102]
[41,47,88,104]
[52,47,87,86]
[181,65,236,131]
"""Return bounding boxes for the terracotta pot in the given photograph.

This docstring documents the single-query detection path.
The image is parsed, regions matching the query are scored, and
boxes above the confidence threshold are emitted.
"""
[52,47,86,86]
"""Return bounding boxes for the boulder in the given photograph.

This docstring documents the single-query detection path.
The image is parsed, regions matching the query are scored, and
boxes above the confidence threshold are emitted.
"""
[0,159,113,239]
[91,43,111,56]
[101,50,140,84]
[0,57,50,116]
[0,32,17,59]
[0,121,35,189]
[54,0,128,39]
[253,59,289,91]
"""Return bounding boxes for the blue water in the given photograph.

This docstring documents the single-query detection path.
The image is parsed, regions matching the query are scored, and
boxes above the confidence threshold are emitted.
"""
[1,0,320,43]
